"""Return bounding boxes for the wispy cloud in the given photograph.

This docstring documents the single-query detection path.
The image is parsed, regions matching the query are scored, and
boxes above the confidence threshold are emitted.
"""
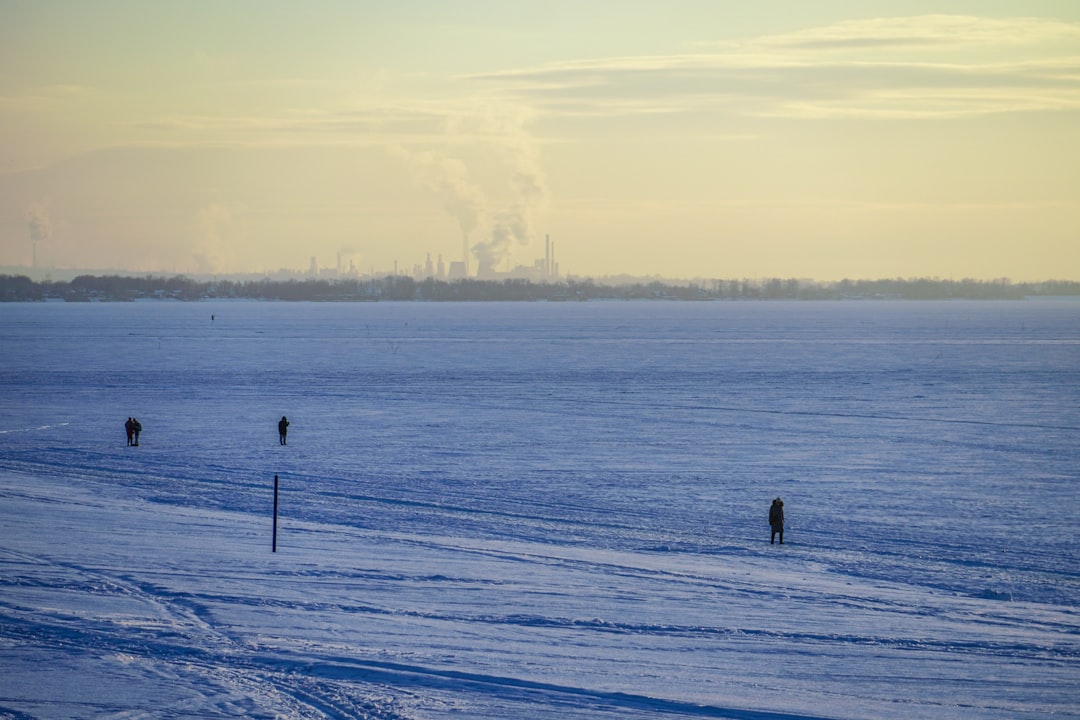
[121,104,457,149]
[123,96,544,149]
[0,84,92,110]
[744,14,1080,52]
[467,15,1080,121]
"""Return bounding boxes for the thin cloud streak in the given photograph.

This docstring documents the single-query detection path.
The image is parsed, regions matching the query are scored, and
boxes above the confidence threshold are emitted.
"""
[467,15,1080,121]
[0,84,93,110]
[743,14,1080,51]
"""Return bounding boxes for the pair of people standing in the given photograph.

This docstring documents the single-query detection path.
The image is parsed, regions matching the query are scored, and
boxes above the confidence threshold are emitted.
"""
[124,417,142,446]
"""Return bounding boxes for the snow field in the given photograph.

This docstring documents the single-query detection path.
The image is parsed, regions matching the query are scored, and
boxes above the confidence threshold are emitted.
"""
[1,299,1078,719]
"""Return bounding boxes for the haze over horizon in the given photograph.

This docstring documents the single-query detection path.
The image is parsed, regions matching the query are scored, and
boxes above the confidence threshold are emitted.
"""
[2,1,1079,281]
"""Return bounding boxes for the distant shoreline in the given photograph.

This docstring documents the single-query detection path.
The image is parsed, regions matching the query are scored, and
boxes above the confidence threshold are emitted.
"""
[3,273,1078,302]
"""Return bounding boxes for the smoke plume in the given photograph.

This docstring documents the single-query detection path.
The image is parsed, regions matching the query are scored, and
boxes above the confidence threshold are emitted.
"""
[466,106,549,276]
[26,203,52,266]
[473,165,548,276]
[27,205,51,243]
[391,147,487,238]
[394,103,548,276]
[192,203,246,274]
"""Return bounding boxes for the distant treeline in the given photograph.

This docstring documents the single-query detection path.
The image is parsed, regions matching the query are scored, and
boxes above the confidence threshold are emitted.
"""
[2,273,1079,302]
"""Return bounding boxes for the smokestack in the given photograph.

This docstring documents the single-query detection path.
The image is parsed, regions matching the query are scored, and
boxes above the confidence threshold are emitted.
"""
[545,234,551,278]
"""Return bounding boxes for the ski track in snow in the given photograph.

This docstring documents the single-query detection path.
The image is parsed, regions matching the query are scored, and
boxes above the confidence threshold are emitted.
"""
[1,300,1079,719]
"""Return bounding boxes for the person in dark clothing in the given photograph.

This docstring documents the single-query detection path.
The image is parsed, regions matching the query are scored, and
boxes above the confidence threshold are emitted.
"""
[769,498,785,544]
[131,418,142,446]
[125,417,134,446]
[278,416,289,445]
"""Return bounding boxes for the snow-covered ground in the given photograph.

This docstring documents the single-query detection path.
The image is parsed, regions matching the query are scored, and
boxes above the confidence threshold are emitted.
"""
[1,299,1077,719]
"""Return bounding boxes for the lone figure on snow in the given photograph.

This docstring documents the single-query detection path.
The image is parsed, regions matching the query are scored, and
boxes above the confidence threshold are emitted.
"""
[125,417,134,446]
[769,497,785,544]
[278,416,289,445]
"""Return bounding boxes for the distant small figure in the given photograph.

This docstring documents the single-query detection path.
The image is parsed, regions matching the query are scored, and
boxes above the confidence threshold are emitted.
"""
[769,497,785,544]
[125,417,134,446]
[131,418,142,446]
[278,416,289,445]
[211,314,215,323]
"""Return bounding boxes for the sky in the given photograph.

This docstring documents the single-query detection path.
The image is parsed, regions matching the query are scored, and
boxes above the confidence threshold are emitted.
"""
[1,1,1079,281]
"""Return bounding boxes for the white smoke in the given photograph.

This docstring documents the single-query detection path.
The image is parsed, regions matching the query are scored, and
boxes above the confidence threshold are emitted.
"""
[392,148,487,238]
[394,103,548,276]
[473,167,548,276]
[26,202,51,266]
[464,105,549,276]
[27,204,51,242]
[192,203,246,274]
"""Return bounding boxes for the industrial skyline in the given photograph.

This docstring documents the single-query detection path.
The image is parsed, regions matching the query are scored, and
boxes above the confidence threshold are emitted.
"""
[306,232,558,282]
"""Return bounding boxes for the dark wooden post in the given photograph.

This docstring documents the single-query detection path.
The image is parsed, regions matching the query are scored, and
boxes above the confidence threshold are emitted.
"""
[272,474,279,552]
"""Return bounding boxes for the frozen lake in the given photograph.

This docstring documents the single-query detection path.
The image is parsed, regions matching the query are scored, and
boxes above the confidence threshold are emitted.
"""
[1,299,1078,719]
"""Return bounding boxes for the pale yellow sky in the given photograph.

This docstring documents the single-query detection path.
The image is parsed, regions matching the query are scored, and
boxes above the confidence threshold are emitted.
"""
[2,1,1079,280]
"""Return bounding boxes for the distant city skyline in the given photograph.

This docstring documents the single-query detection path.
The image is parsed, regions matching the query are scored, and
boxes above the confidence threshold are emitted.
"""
[2,1,1079,281]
